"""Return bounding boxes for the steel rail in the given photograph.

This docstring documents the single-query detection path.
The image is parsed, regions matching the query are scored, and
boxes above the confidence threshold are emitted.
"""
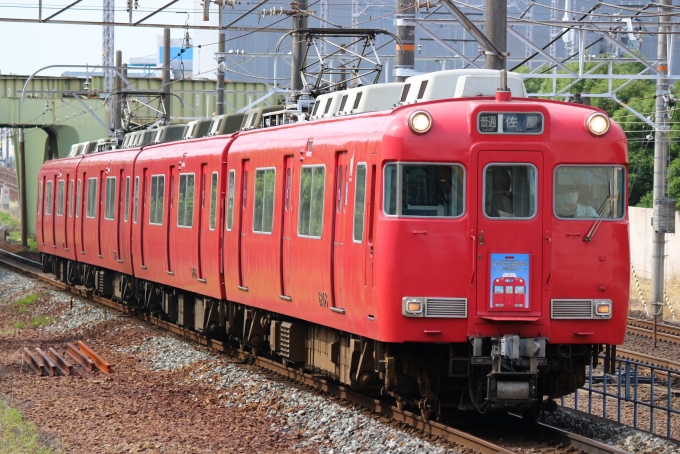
[628,317,680,344]
[615,348,680,371]
[0,252,629,454]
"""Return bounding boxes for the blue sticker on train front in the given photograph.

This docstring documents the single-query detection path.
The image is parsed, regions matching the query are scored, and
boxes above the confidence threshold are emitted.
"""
[489,254,530,310]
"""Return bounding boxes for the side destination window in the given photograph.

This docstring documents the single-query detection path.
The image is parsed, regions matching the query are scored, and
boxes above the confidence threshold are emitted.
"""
[177,173,195,228]
[149,175,165,225]
[124,177,130,222]
[105,176,116,220]
[57,180,64,216]
[86,177,97,218]
[298,165,325,238]
[353,164,367,243]
[209,172,218,230]
[253,168,276,234]
[226,170,235,231]
[45,181,53,215]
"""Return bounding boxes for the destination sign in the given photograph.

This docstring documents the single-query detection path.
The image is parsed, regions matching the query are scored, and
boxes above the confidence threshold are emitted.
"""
[478,112,544,134]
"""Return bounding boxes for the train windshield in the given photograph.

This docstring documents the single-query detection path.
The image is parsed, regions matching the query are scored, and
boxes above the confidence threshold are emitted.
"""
[554,166,625,219]
[383,163,464,217]
[483,164,537,219]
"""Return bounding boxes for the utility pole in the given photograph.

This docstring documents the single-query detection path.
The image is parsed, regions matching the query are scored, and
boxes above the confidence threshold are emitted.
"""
[17,127,26,248]
[651,0,673,322]
[103,0,115,130]
[485,0,506,70]
[395,0,415,82]
[216,9,226,115]
[114,50,122,133]
[290,0,308,99]
[162,28,171,125]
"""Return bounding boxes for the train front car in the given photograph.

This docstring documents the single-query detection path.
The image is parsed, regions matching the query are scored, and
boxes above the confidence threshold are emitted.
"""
[375,81,629,417]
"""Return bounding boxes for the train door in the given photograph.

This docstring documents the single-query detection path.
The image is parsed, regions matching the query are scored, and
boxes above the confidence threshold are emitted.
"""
[197,164,207,281]
[238,160,250,290]
[280,156,293,299]
[168,165,176,273]
[476,151,543,318]
[331,152,348,310]
[116,169,124,262]
[38,178,44,246]
[97,171,104,258]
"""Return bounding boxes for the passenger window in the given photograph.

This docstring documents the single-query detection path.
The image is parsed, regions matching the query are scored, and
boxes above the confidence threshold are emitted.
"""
[76,179,81,218]
[133,176,139,223]
[69,180,74,217]
[298,165,325,238]
[253,168,276,234]
[384,164,464,217]
[86,177,97,218]
[554,166,625,219]
[227,170,235,231]
[57,180,64,216]
[45,181,53,215]
[353,164,367,243]
[484,165,537,219]
[177,173,195,228]
[105,176,116,220]
[124,177,130,222]
[149,175,165,225]
[209,172,218,230]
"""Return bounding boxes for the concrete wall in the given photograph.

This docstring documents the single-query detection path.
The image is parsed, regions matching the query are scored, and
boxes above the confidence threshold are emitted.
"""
[629,206,680,280]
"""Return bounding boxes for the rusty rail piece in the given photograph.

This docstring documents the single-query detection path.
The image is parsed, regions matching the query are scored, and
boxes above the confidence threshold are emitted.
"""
[0,253,627,454]
[66,343,95,372]
[77,340,112,373]
[48,347,73,376]
[35,348,57,376]
[22,348,45,376]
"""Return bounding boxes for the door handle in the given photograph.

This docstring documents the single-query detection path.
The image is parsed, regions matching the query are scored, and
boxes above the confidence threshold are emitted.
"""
[470,231,477,284]
[479,230,484,245]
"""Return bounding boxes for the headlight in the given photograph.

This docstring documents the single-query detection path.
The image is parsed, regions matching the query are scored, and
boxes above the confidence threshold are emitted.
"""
[408,110,433,135]
[403,297,424,316]
[586,112,610,137]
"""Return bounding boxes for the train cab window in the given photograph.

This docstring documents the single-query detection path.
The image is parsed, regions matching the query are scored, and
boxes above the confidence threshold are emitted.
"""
[483,165,537,219]
[133,176,140,223]
[76,180,81,218]
[209,172,218,230]
[105,176,116,220]
[124,177,130,222]
[353,163,367,243]
[384,164,464,217]
[57,180,64,216]
[253,168,276,234]
[554,166,625,219]
[69,180,74,217]
[37,182,42,215]
[149,175,165,225]
[86,178,97,218]
[227,170,235,231]
[45,181,53,215]
[177,173,195,228]
[298,165,325,238]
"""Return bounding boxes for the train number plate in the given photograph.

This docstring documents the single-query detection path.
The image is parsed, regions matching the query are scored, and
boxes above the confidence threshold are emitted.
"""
[478,112,543,134]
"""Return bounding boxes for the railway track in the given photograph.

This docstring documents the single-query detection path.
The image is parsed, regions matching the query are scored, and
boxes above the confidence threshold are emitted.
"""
[0,250,628,454]
[627,317,680,345]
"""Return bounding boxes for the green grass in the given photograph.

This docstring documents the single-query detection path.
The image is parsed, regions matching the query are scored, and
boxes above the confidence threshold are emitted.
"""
[29,317,52,329]
[0,401,53,453]
[7,232,38,253]
[0,329,14,336]
[13,322,25,330]
[12,294,39,313]
[0,212,19,228]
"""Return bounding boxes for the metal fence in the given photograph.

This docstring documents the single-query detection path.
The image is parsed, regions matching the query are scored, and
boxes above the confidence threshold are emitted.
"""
[559,354,680,439]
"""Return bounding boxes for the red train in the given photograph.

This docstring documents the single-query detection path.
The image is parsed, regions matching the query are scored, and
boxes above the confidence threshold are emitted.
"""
[37,69,629,419]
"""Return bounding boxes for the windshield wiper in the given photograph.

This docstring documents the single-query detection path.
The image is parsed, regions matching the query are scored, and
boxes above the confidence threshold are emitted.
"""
[584,183,616,242]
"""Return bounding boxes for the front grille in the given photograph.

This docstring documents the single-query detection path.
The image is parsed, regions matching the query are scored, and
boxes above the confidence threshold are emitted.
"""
[551,299,593,319]
[425,298,467,318]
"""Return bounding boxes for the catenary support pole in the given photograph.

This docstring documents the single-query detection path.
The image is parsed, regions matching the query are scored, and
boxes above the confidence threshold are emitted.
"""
[652,0,671,322]
[162,28,171,124]
[114,50,122,132]
[290,0,308,100]
[485,0,506,70]
[216,9,225,115]
[17,127,26,247]
[395,0,415,82]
